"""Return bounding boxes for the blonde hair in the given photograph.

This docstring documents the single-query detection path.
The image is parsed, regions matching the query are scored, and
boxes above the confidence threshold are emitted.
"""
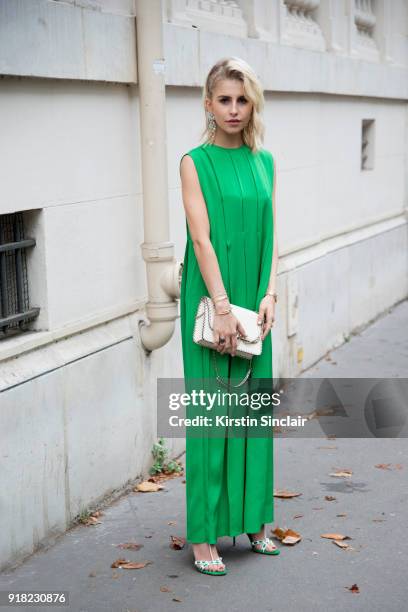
[200,57,265,154]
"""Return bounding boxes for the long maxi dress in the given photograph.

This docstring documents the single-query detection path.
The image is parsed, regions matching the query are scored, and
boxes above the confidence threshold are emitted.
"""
[179,142,275,545]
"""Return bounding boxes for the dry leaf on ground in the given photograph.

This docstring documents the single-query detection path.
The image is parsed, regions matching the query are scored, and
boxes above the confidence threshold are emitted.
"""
[329,469,352,478]
[170,535,186,550]
[274,489,302,498]
[333,540,353,550]
[111,558,152,569]
[272,527,301,545]
[375,463,403,470]
[321,533,351,541]
[135,481,164,492]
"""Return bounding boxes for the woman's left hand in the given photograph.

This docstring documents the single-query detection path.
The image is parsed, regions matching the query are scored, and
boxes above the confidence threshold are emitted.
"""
[257,296,276,341]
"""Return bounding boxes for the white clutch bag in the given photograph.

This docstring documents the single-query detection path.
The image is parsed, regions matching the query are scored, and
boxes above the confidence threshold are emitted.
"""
[193,296,263,388]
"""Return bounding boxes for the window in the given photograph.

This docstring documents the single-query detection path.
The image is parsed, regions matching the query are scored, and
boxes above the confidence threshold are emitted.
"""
[361,118,375,170]
[0,213,40,339]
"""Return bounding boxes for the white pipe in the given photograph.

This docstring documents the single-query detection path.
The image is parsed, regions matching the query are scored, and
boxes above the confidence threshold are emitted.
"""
[135,0,181,353]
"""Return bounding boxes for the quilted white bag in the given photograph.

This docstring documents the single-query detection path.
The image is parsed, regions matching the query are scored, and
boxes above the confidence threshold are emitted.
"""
[193,296,263,388]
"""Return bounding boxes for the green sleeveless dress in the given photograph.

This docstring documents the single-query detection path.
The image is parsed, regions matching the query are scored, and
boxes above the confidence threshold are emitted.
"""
[179,142,275,544]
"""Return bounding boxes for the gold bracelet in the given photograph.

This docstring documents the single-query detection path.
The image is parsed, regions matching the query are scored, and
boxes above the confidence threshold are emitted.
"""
[214,308,231,315]
[265,292,278,303]
[213,294,228,303]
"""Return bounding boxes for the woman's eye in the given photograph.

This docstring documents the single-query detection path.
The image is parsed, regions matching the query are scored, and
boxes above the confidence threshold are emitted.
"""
[219,98,247,104]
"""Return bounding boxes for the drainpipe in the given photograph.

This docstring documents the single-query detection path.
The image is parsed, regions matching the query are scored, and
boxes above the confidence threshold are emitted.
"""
[135,0,181,354]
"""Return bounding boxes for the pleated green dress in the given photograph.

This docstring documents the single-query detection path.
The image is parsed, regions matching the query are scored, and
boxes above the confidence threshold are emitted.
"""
[179,142,275,545]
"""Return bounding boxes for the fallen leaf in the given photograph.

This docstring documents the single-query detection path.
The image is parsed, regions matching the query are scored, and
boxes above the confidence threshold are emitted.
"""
[304,408,336,421]
[117,542,143,550]
[111,558,129,568]
[336,513,347,517]
[375,463,403,470]
[321,533,351,541]
[170,535,186,550]
[372,518,385,522]
[172,598,183,602]
[329,469,352,478]
[111,558,152,569]
[272,527,301,545]
[168,521,176,525]
[160,586,172,592]
[274,489,302,498]
[121,561,152,570]
[293,514,303,519]
[149,468,184,483]
[83,515,102,526]
[325,496,337,501]
[135,481,164,493]
[333,540,352,550]
[346,583,360,593]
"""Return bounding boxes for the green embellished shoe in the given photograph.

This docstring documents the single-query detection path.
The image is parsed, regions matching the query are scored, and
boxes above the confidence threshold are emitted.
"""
[193,544,227,576]
[246,525,280,555]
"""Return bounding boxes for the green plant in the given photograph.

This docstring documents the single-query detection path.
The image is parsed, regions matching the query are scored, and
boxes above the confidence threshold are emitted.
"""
[149,437,183,475]
[77,508,92,524]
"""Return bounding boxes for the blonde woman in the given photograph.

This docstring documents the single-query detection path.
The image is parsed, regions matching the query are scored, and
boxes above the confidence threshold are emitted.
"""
[179,57,279,576]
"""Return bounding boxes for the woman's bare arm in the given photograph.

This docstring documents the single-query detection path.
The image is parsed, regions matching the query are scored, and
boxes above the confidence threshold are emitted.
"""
[180,155,229,307]
[180,154,247,354]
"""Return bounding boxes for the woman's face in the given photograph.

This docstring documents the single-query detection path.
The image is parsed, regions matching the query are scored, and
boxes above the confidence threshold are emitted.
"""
[205,78,253,138]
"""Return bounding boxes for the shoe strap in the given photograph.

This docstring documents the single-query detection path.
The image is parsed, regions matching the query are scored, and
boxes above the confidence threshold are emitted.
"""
[195,557,223,567]
[251,536,276,552]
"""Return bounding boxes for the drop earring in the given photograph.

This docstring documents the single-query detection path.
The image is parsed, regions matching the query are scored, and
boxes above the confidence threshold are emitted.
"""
[207,111,216,138]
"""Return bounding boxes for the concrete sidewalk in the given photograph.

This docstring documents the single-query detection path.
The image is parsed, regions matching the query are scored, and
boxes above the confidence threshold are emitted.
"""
[1,300,407,612]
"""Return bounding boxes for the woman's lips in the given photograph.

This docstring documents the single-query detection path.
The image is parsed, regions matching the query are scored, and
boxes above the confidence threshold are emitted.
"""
[227,120,240,124]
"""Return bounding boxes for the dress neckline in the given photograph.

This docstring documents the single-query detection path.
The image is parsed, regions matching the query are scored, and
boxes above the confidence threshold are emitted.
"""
[204,142,247,151]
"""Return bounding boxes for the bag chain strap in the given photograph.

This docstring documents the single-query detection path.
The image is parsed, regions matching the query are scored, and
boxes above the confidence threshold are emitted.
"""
[212,350,253,389]
[201,298,254,388]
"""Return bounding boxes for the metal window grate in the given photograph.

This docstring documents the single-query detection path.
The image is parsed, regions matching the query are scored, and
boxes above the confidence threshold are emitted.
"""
[0,213,40,339]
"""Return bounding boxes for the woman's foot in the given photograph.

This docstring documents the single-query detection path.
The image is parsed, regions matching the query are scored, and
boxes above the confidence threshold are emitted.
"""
[192,542,225,572]
[247,524,278,553]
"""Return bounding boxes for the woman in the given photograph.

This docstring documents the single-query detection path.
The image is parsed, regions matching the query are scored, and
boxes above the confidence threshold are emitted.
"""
[179,57,279,576]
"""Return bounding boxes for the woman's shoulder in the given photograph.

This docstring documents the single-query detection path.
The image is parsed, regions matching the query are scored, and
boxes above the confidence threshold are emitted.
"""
[179,144,206,168]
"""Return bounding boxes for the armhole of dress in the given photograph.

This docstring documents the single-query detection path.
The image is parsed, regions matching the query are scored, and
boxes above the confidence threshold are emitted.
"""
[179,152,192,178]
[270,152,275,196]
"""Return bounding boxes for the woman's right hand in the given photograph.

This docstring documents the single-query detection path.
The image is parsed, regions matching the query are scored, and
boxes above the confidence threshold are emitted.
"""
[213,312,247,357]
